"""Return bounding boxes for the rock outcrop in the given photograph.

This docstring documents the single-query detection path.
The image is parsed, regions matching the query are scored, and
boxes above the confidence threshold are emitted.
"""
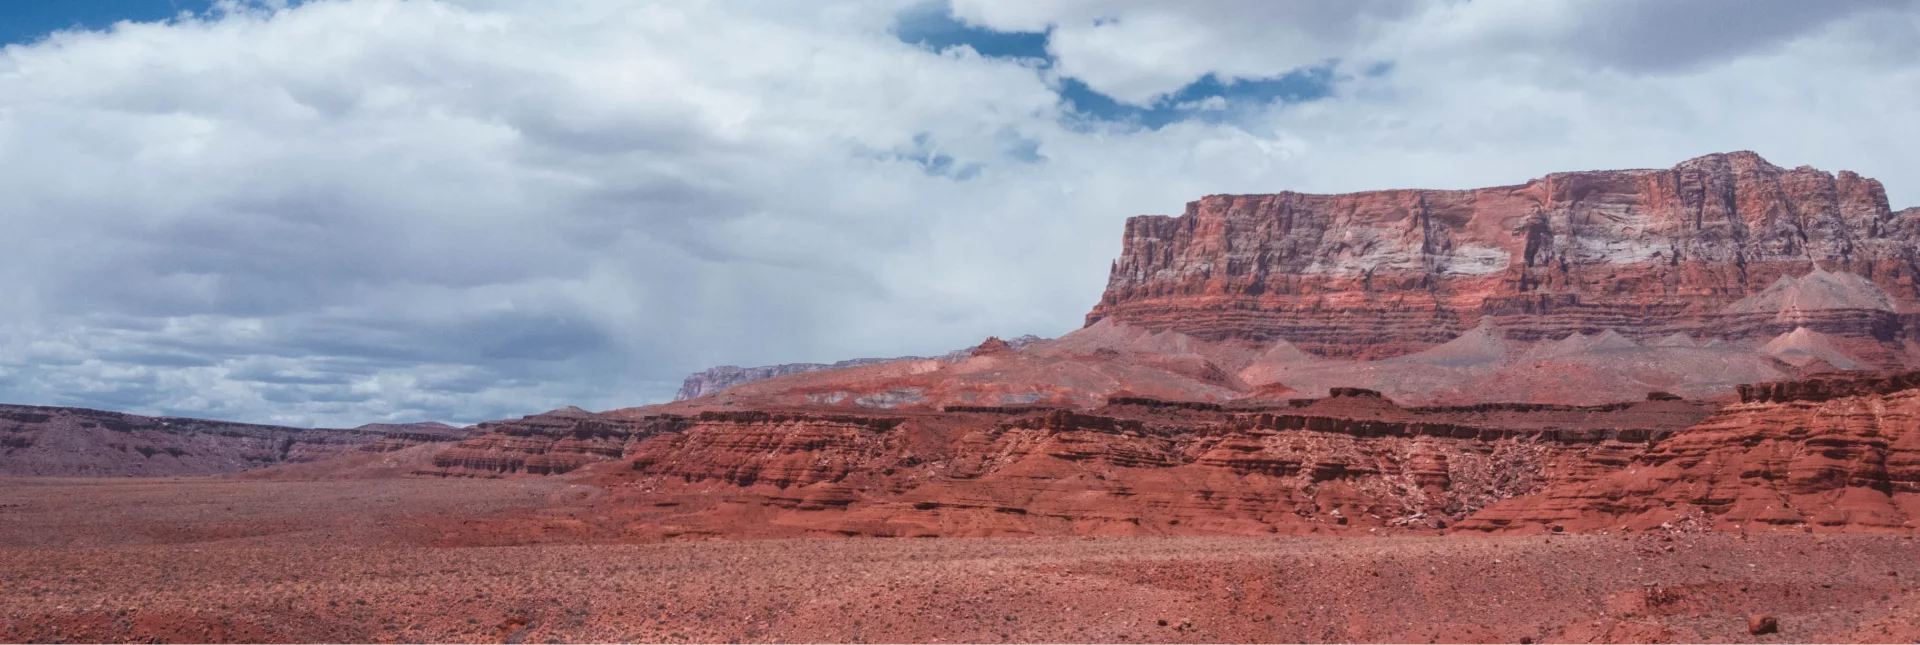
[418,407,690,477]
[532,391,1721,538]
[1459,370,1920,532]
[0,405,474,477]
[628,411,905,491]
[1087,152,1920,363]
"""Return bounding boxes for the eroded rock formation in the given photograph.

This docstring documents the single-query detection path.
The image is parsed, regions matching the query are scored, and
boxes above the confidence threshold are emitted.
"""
[475,390,1718,538]
[1460,370,1920,532]
[1087,152,1920,363]
[418,407,690,477]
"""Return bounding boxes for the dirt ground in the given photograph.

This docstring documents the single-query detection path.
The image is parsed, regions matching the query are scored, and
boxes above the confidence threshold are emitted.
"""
[2,477,1918,644]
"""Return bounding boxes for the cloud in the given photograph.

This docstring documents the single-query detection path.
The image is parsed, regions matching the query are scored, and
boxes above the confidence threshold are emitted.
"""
[950,1,1917,103]
[951,0,1419,105]
[0,0,1915,426]
[1385,0,1915,73]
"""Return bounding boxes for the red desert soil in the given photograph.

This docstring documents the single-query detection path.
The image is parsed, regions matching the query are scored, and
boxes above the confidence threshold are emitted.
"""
[3,477,1920,644]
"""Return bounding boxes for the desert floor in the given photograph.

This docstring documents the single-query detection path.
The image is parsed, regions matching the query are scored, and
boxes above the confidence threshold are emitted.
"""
[2,477,1917,644]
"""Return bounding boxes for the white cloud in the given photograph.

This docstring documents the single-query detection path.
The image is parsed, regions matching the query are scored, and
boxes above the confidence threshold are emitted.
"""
[0,0,1915,425]
[953,0,1419,105]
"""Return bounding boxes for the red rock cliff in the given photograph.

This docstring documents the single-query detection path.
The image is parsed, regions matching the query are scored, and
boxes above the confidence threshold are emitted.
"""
[1088,152,1920,359]
[1458,370,1920,533]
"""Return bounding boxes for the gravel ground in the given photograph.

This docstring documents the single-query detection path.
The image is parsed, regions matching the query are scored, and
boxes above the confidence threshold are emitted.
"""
[2,478,1917,643]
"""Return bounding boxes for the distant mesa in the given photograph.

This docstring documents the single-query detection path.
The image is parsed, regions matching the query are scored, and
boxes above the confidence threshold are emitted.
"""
[0,404,474,477]
[674,334,1044,400]
[1089,151,1917,361]
[670,151,1920,410]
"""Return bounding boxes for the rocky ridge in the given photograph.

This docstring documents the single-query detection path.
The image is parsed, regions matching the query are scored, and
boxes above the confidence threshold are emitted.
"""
[0,404,474,477]
[410,388,1724,539]
[673,335,1044,400]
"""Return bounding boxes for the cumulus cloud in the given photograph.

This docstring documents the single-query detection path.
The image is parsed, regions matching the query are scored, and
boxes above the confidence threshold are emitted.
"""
[0,0,1914,425]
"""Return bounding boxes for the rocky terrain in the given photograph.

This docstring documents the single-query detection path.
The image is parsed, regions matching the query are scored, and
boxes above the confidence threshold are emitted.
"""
[0,404,473,477]
[1461,370,1920,533]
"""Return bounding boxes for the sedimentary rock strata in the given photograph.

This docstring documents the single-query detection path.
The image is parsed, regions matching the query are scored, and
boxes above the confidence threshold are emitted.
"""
[1087,151,1920,363]
[539,390,1717,538]
[419,407,690,477]
[1460,370,1920,532]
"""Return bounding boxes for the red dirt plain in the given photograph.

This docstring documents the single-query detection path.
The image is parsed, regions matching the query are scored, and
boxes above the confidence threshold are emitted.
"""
[4,477,1919,644]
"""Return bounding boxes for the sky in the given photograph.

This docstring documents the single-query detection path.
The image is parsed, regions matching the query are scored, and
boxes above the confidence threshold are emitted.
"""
[0,0,1917,427]
[0,1,216,44]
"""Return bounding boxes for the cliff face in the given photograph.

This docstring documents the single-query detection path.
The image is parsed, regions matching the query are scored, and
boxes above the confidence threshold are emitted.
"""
[432,372,1920,539]
[1088,152,1920,360]
[1459,370,1920,533]
[417,407,690,477]
[413,391,1714,540]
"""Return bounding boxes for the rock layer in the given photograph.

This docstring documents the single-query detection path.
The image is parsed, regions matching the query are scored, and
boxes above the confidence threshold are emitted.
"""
[419,407,689,477]
[490,391,1722,538]
[1088,152,1920,362]
[1460,370,1920,532]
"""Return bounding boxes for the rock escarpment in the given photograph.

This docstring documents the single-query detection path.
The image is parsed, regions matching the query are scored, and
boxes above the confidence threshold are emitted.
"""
[418,407,690,477]
[1088,152,1920,362]
[474,390,1717,539]
[1460,370,1920,532]
[442,371,1920,539]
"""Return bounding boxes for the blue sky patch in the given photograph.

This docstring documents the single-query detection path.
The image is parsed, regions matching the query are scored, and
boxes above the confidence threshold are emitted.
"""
[893,1,1049,61]
[1058,65,1338,130]
[894,2,1343,130]
[0,0,214,45]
